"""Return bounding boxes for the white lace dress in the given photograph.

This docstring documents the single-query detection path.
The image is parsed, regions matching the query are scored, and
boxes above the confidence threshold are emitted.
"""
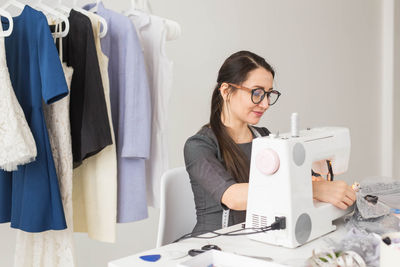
[0,25,36,171]
[14,22,75,267]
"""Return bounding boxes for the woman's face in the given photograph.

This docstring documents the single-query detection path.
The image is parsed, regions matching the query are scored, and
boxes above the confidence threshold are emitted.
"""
[223,67,274,125]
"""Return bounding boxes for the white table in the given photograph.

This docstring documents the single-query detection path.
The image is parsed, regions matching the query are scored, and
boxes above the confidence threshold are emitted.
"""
[109,220,347,267]
[108,222,346,267]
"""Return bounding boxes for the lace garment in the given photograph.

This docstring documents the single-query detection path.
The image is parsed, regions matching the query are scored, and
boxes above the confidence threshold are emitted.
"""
[0,24,36,171]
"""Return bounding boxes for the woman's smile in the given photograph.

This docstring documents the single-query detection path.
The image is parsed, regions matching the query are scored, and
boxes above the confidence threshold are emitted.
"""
[252,110,264,117]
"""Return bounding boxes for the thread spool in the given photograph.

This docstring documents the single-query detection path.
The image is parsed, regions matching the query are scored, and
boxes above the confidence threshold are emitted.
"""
[291,112,299,137]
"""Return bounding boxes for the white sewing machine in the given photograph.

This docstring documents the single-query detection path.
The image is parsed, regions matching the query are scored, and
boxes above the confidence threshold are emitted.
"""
[245,114,353,248]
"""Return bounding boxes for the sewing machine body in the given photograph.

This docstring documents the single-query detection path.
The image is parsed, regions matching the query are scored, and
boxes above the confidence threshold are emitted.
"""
[245,127,352,248]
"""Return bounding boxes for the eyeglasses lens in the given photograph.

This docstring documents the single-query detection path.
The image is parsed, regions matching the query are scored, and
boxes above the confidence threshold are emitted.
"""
[252,89,279,105]
[251,89,264,104]
[267,91,279,105]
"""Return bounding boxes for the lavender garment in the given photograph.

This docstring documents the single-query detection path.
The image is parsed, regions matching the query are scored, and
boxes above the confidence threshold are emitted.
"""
[84,2,151,222]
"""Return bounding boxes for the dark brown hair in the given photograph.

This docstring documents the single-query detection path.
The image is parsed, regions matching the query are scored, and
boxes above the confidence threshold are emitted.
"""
[210,51,275,183]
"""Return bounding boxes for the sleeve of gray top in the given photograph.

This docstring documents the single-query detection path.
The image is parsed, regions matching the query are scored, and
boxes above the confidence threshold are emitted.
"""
[184,134,236,209]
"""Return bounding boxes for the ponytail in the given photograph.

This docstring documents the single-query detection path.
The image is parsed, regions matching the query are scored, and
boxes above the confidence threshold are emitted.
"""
[209,51,275,183]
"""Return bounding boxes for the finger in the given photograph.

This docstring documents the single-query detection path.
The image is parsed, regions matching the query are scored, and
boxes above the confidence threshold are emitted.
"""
[346,187,357,202]
[334,201,348,210]
[312,176,325,182]
[342,195,354,207]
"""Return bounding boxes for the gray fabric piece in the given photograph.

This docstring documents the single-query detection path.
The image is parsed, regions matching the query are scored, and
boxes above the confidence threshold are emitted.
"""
[356,178,400,219]
[345,177,400,234]
[184,126,269,234]
[346,207,400,234]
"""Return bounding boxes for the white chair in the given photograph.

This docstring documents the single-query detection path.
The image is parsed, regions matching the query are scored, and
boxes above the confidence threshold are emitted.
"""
[156,167,197,247]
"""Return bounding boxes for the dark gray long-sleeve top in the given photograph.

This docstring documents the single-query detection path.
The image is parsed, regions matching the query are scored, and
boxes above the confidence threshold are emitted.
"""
[184,125,270,234]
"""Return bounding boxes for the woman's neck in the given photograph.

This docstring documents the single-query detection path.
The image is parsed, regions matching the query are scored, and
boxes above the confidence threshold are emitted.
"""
[221,114,252,144]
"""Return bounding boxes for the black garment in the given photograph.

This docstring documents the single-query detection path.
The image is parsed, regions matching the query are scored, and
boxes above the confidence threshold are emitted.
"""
[62,10,112,167]
[184,126,270,234]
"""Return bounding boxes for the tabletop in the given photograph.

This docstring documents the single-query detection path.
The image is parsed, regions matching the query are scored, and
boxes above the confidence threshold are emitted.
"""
[108,220,347,267]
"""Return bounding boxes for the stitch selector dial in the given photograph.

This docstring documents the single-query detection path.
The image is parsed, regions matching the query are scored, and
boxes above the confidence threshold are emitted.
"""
[256,149,280,175]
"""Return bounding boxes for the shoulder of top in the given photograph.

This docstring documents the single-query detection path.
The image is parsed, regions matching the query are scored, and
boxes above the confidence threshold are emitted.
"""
[252,126,270,137]
[198,126,218,139]
[111,15,138,36]
[185,127,218,147]
[34,10,51,31]
[109,10,133,25]
[33,8,46,21]
[70,10,92,25]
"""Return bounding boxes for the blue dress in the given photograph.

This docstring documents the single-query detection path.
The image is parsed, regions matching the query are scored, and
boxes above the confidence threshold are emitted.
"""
[0,6,68,232]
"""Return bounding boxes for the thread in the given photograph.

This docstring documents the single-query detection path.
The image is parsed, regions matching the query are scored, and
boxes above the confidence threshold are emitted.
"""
[291,112,299,137]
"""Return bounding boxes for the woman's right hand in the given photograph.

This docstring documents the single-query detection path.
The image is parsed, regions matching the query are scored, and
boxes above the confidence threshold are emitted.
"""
[312,180,356,210]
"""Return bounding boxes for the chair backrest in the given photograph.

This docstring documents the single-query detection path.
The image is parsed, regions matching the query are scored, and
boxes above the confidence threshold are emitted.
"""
[156,167,196,247]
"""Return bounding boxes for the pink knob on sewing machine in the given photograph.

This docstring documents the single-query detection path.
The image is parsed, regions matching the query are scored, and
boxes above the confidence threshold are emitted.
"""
[256,149,280,175]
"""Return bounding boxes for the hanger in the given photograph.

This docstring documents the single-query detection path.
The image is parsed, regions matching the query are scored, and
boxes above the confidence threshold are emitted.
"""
[126,0,180,41]
[2,0,25,11]
[54,0,71,15]
[72,0,108,38]
[126,0,152,14]
[0,8,13,37]
[88,0,101,13]
[164,19,181,41]
[33,0,69,38]
[139,0,151,13]
[126,0,136,14]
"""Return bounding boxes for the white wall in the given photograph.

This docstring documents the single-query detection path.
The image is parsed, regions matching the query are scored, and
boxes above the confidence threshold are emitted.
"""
[394,1,400,179]
[161,0,383,180]
[382,0,395,178]
[0,1,387,266]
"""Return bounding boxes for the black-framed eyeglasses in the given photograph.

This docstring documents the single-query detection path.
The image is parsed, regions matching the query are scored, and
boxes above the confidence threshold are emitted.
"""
[227,83,281,105]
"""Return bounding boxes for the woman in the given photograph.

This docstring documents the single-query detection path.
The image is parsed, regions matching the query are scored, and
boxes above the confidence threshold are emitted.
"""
[184,51,356,234]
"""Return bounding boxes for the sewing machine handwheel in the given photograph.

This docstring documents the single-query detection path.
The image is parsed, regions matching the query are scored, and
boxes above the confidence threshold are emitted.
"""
[256,149,280,175]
